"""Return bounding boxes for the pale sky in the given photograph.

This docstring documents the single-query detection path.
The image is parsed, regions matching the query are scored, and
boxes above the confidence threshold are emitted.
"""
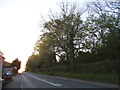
[0,0,113,72]
[0,0,85,72]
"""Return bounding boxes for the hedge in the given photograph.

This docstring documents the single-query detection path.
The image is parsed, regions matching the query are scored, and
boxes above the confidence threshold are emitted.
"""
[39,60,119,74]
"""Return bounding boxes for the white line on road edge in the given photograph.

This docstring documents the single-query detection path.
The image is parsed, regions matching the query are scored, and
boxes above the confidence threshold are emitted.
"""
[29,75,62,87]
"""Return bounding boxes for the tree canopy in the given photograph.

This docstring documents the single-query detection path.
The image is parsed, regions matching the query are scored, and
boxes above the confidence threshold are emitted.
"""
[26,1,119,74]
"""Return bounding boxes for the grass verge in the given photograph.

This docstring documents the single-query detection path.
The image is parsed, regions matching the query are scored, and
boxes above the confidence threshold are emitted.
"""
[31,71,118,85]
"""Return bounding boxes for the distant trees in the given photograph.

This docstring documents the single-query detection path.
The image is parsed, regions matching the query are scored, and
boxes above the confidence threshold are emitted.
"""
[25,1,119,74]
[12,58,21,70]
[26,54,39,71]
[11,58,21,75]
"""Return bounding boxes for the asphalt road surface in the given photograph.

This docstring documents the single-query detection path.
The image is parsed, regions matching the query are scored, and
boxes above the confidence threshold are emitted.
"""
[5,72,118,88]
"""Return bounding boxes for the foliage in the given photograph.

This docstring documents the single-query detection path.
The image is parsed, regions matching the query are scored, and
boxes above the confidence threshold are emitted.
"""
[11,58,21,75]
[12,58,21,70]
[25,1,119,80]
[37,60,119,74]
[37,72,118,84]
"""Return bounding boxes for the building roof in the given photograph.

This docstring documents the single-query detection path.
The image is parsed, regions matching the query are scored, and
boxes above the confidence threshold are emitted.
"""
[0,55,5,61]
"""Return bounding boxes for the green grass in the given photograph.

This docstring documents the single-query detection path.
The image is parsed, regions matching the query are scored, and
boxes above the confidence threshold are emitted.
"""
[33,71,118,84]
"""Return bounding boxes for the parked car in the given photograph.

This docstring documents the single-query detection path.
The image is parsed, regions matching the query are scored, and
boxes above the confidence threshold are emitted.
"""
[5,71,13,80]
[3,68,13,82]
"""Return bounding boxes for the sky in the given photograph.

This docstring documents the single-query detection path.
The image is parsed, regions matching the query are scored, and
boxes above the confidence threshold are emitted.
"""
[0,0,86,72]
[0,0,116,72]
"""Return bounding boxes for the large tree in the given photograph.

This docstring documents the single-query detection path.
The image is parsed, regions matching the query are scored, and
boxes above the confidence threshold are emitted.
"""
[26,1,119,73]
[35,2,87,65]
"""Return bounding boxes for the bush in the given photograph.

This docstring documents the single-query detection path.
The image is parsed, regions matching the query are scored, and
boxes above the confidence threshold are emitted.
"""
[72,60,119,74]
[39,60,119,74]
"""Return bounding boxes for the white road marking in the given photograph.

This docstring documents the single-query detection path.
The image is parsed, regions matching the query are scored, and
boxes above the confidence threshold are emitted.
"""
[21,74,23,89]
[28,74,62,87]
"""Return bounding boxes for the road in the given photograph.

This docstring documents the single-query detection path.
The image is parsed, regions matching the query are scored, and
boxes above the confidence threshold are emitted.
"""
[5,72,118,88]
